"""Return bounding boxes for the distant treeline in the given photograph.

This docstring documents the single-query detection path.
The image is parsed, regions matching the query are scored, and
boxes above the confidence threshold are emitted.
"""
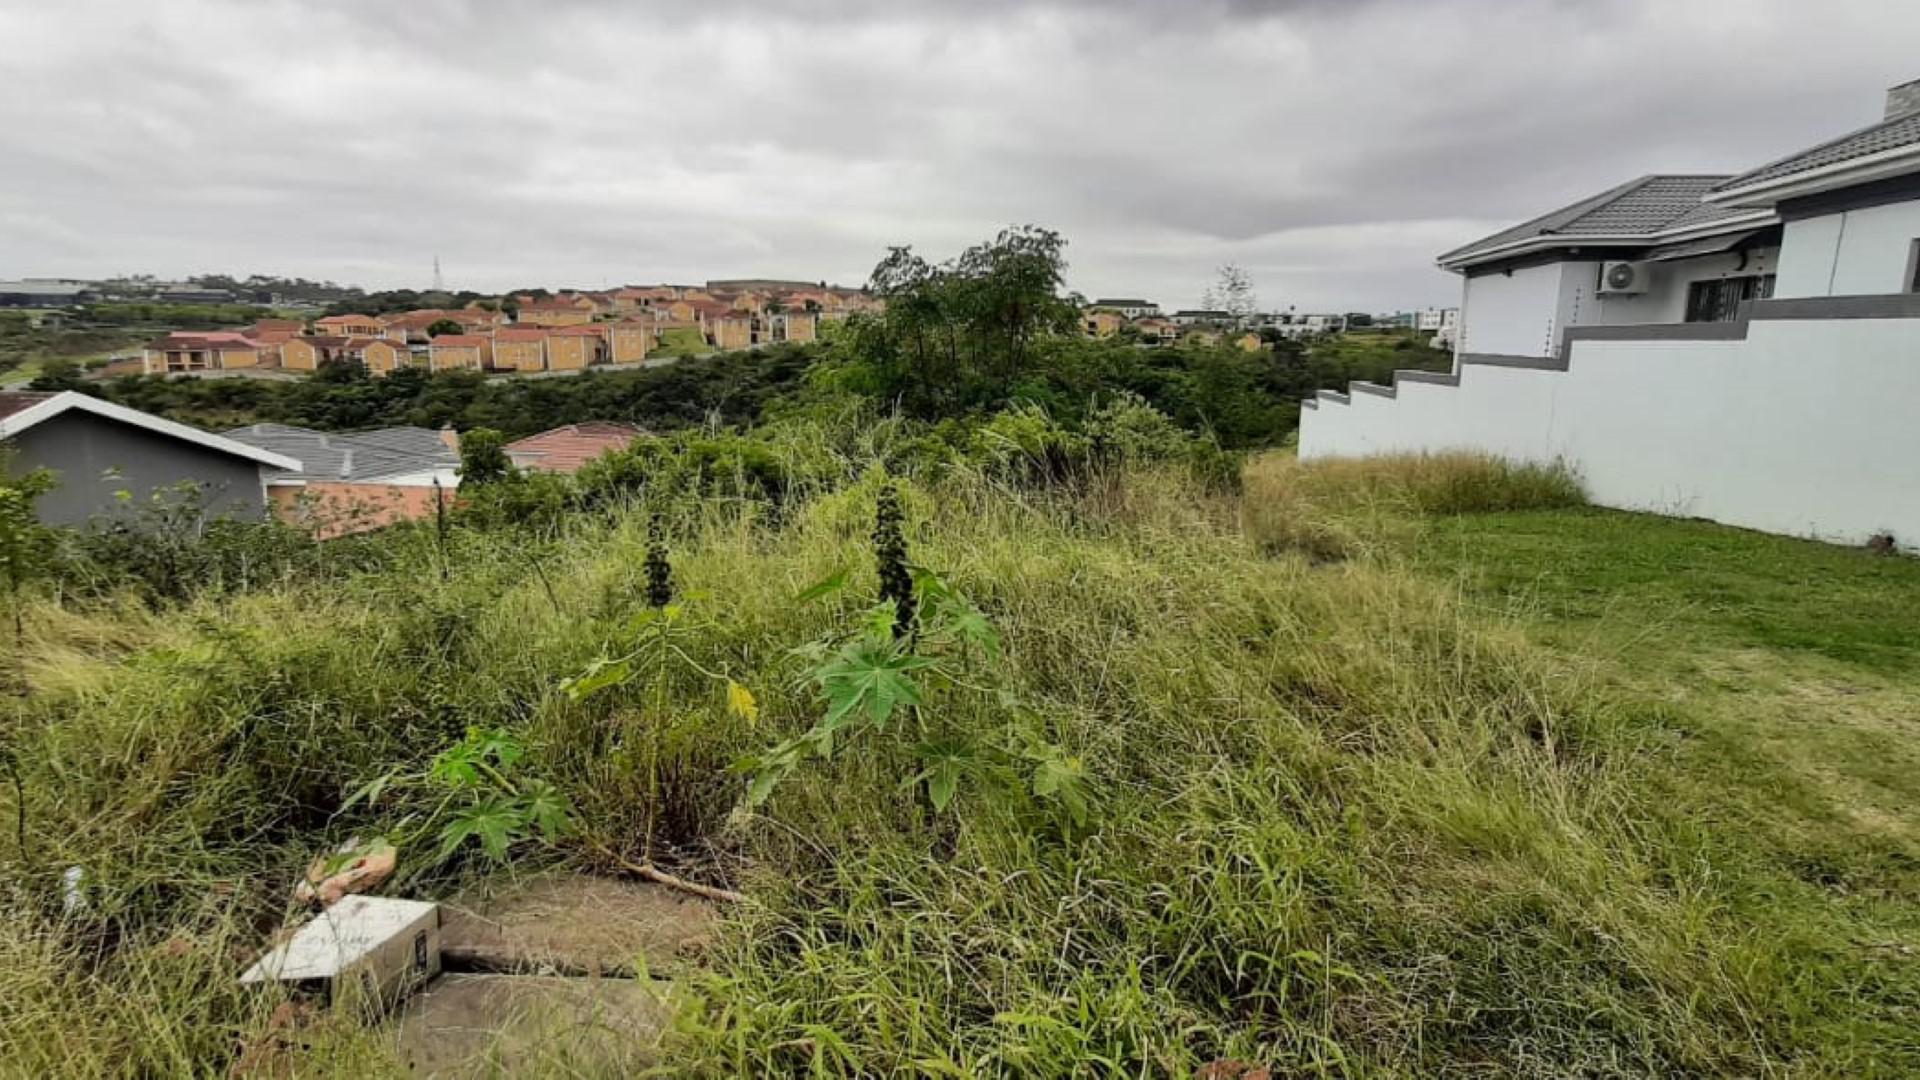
[62,345,819,437]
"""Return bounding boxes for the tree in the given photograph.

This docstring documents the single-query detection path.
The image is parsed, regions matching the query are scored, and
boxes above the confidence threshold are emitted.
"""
[842,224,1077,417]
[1201,264,1259,327]
[458,428,513,485]
[27,359,87,393]
[0,460,56,653]
[426,318,464,338]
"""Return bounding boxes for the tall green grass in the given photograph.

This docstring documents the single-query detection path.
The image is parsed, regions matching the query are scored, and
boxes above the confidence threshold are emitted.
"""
[0,452,1909,1076]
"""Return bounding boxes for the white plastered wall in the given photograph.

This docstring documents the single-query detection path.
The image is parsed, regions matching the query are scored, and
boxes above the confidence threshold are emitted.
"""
[1300,316,1920,547]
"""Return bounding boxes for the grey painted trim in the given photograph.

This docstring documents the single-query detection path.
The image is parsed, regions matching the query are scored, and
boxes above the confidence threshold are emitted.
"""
[1300,397,1318,410]
[1349,381,1396,399]
[1316,390,1351,404]
[1749,293,1920,319]
[1563,321,1750,343]
[1459,352,1569,371]
[1906,240,1920,296]
[1777,171,1920,220]
[1394,369,1460,387]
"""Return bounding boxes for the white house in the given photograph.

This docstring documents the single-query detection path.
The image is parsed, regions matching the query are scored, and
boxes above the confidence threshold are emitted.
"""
[1416,307,1460,347]
[1171,309,1232,327]
[1268,313,1349,340]
[1300,78,1920,549]
[1090,298,1161,319]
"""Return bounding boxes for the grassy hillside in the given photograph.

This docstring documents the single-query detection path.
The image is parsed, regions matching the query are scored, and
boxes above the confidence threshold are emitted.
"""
[0,449,1915,1076]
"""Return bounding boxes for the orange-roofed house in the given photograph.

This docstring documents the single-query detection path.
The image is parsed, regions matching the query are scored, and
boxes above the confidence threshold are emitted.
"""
[777,289,832,313]
[610,286,676,312]
[776,310,819,344]
[706,311,754,351]
[465,307,510,328]
[1083,309,1127,338]
[505,422,648,474]
[601,321,651,364]
[516,300,594,328]
[313,314,389,338]
[142,332,265,374]
[381,309,486,343]
[653,299,697,324]
[492,328,549,372]
[281,335,410,375]
[429,334,489,372]
[545,325,604,370]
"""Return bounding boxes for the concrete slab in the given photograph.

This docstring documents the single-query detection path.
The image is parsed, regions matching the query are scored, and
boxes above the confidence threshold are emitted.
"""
[439,874,716,977]
[392,973,669,1077]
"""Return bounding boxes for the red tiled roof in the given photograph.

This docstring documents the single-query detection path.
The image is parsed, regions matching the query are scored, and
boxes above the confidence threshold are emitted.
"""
[315,314,379,325]
[430,334,488,348]
[0,391,56,420]
[146,332,258,350]
[381,309,456,327]
[505,422,649,474]
[547,325,604,337]
[495,328,548,343]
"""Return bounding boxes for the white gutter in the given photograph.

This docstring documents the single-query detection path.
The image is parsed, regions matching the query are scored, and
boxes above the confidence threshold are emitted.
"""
[1705,142,1920,207]
[1436,210,1777,272]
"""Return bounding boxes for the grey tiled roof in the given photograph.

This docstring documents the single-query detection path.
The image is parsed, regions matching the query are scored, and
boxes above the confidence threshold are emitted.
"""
[1715,113,1920,192]
[224,423,456,482]
[1439,175,1752,265]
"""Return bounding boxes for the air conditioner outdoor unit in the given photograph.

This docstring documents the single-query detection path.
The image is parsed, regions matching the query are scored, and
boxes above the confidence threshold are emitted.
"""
[1599,260,1651,295]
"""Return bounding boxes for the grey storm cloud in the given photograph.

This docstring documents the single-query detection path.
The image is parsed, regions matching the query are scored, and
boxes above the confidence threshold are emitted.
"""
[2,0,1917,310]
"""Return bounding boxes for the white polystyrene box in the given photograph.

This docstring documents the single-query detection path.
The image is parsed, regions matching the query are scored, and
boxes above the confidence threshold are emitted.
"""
[241,896,440,1010]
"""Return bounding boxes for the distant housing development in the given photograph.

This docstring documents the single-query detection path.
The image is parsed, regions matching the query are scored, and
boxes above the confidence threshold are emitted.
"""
[139,282,881,378]
[1078,299,1353,349]
[1302,78,1920,549]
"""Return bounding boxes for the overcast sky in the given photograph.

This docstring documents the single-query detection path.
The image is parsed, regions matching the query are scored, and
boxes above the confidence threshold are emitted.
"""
[2,1,1917,311]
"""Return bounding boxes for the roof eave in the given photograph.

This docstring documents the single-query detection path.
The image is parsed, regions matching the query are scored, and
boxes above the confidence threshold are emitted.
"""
[0,392,303,471]
[1706,144,1920,208]
[1435,209,1778,272]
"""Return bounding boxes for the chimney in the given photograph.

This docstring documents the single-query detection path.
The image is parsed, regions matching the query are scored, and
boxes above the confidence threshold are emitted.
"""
[438,424,460,454]
[1887,78,1920,122]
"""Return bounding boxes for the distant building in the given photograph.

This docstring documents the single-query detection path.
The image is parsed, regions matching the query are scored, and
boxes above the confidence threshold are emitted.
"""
[1089,298,1161,319]
[1083,309,1128,338]
[0,280,94,307]
[155,287,237,304]
[312,314,391,338]
[427,334,490,372]
[142,332,268,374]
[1269,313,1348,340]
[516,299,594,327]
[1171,309,1232,326]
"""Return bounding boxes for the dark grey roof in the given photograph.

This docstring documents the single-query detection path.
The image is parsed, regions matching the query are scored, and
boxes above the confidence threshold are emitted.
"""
[1439,175,1755,265]
[1091,298,1155,306]
[224,423,456,482]
[1715,113,1920,192]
